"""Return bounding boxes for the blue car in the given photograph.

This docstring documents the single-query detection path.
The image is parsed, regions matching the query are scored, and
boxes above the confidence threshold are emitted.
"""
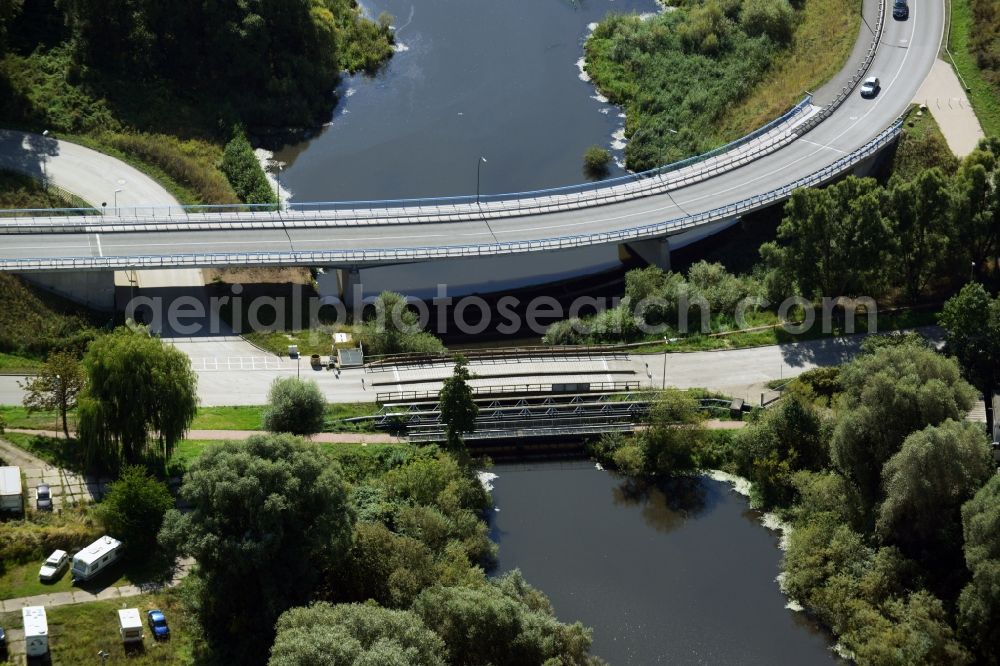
[147,610,170,639]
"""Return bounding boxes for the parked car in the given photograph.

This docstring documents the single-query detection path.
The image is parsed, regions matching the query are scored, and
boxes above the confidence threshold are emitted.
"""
[35,484,52,511]
[147,610,170,639]
[893,0,909,20]
[38,550,69,582]
[860,77,881,98]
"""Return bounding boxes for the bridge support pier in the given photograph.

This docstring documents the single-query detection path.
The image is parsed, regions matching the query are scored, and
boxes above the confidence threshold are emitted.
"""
[624,238,671,272]
[338,267,361,308]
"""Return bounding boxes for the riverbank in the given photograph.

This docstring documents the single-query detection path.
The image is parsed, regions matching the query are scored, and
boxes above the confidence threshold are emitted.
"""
[585,0,862,170]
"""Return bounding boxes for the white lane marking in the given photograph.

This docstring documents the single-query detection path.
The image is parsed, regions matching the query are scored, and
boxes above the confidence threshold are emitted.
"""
[800,139,847,154]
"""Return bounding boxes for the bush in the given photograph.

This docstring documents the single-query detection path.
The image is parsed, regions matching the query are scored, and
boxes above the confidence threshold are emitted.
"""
[263,377,327,436]
[0,512,100,564]
[96,465,174,550]
[740,0,796,43]
[358,292,446,356]
[103,132,240,205]
[221,128,277,205]
[583,145,612,178]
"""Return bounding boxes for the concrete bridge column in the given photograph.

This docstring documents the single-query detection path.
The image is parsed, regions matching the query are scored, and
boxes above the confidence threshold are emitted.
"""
[339,267,362,308]
[625,238,671,272]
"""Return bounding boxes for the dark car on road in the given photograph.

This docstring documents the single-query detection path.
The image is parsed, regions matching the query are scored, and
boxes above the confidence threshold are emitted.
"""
[893,0,909,20]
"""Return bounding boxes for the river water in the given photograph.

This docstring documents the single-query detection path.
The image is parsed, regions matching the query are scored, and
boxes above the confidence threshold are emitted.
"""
[274,0,659,202]
[488,461,840,665]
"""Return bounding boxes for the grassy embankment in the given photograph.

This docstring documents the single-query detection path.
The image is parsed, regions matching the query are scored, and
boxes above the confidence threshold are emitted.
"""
[0,272,104,374]
[948,0,1000,137]
[0,590,196,664]
[585,0,861,170]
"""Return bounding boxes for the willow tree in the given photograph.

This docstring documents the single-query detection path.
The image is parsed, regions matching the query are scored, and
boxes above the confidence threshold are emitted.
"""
[78,325,197,469]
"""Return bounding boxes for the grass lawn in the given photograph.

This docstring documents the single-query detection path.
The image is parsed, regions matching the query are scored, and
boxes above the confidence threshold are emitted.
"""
[715,0,862,140]
[0,353,43,374]
[189,406,266,431]
[0,550,175,601]
[0,432,83,471]
[948,0,1000,137]
[243,328,344,357]
[0,590,196,665]
[0,405,72,432]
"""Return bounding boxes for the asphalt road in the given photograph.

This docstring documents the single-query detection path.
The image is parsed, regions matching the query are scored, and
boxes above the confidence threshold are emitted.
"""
[0,130,179,208]
[0,332,900,407]
[0,0,943,269]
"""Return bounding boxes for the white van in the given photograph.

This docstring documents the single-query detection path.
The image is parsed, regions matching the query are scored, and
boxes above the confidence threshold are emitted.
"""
[118,608,143,644]
[71,536,122,581]
[22,606,48,657]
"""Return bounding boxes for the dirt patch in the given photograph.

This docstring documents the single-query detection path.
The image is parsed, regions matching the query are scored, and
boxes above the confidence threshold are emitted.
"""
[204,266,313,285]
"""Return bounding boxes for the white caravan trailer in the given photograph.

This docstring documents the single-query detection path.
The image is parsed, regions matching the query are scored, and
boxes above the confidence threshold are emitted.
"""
[71,535,122,581]
[0,466,23,513]
[22,606,48,657]
[118,608,144,644]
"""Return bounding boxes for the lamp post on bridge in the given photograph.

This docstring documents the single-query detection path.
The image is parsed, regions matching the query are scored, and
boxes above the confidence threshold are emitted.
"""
[476,156,487,205]
[113,188,123,215]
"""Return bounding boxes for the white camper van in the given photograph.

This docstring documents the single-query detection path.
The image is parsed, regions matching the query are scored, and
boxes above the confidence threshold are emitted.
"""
[118,608,144,644]
[22,606,48,657]
[0,466,23,513]
[71,536,122,581]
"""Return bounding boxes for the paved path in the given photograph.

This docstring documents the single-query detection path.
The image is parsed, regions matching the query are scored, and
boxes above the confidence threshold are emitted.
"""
[1,330,929,408]
[0,130,179,208]
[0,558,194,615]
[0,436,109,509]
[914,59,986,156]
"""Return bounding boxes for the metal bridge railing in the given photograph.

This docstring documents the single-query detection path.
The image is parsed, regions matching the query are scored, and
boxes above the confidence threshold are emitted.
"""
[0,116,905,272]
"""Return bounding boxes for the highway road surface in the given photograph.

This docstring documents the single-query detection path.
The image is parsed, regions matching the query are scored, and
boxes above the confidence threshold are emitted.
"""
[0,0,944,270]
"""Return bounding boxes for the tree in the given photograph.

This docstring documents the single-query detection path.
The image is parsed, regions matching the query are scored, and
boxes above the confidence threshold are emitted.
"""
[158,434,353,663]
[885,169,951,300]
[96,465,173,550]
[938,282,1000,397]
[876,420,993,578]
[438,357,478,453]
[0,0,22,49]
[583,145,612,178]
[269,602,446,666]
[221,128,277,205]
[358,292,445,356]
[950,144,1000,282]
[412,577,598,666]
[79,327,198,464]
[761,176,891,298]
[77,326,197,468]
[263,377,327,436]
[958,475,1000,663]
[829,341,976,521]
[19,350,85,439]
[735,395,829,509]
[642,389,708,475]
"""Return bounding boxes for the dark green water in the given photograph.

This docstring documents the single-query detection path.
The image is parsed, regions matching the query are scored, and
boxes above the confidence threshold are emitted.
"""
[488,461,840,665]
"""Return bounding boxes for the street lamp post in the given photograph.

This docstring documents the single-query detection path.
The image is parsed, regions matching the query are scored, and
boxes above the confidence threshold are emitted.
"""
[661,337,668,390]
[113,188,123,214]
[476,156,487,205]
